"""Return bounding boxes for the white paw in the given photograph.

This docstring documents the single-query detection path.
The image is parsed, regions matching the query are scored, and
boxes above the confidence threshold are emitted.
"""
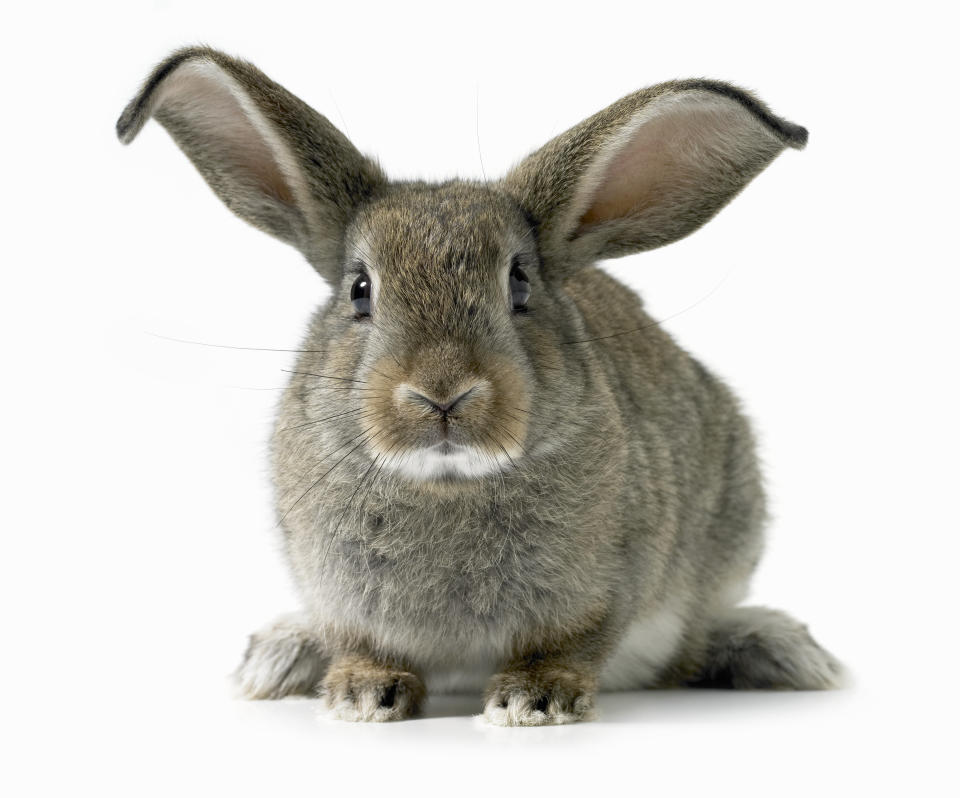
[483,672,595,726]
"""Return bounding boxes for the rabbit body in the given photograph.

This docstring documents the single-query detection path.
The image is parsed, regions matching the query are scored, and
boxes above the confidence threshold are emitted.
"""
[119,48,843,725]
[275,247,759,690]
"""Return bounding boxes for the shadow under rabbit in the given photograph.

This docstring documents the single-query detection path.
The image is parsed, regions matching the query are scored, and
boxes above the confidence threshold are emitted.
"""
[230,683,850,730]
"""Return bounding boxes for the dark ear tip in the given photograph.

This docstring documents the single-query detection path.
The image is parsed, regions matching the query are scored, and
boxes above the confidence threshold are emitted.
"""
[115,46,223,146]
[687,79,808,150]
[115,103,138,144]
[783,121,809,150]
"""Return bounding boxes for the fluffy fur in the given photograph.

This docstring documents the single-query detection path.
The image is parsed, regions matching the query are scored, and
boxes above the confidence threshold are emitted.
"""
[120,47,842,726]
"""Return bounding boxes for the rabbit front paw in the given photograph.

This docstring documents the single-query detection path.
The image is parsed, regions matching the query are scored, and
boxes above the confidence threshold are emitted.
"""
[321,655,426,722]
[483,665,596,726]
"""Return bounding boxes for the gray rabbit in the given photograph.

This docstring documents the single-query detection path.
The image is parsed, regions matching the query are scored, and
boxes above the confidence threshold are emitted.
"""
[118,47,842,725]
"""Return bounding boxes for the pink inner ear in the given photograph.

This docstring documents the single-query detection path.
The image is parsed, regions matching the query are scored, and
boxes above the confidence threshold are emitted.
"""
[161,63,297,205]
[579,115,676,226]
[577,102,759,229]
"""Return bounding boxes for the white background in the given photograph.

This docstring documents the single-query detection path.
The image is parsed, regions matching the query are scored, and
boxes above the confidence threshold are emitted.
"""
[3,1,958,795]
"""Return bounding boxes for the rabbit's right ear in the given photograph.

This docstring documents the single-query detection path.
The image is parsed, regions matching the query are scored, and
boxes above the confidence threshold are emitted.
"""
[117,47,385,281]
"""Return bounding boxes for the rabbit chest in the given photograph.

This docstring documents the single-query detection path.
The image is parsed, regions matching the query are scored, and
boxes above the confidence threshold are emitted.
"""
[283,471,629,667]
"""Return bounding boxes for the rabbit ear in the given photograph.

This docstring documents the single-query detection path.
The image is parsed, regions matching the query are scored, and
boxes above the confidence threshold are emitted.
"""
[117,47,385,281]
[503,80,806,278]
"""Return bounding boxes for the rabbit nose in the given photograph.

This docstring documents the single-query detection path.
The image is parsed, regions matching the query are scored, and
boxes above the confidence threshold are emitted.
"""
[406,386,476,416]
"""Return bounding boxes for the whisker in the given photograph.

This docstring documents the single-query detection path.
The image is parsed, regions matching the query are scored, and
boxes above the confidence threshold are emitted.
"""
[147,332,326,354]
[484,428,520,474]
[277,425,375,523]
[489,418,529,458]
[478,427,509,496]
[317,432,400,573]
[363,361,393,382]
[561,320,658,346]
[281,369,367,385]
[379,435,407,486]
[500,410,522,426]
[497,413,532,448]
[276,406,367,433]
[329,453,381,540]
[304,386,390,395]
[323,426,392,530]
[277,413,378,498]
[561,267,735,345]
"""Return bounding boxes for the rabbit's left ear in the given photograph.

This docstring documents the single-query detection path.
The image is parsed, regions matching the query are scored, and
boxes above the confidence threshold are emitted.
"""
[503,80,806,279]
[117,47,385,281]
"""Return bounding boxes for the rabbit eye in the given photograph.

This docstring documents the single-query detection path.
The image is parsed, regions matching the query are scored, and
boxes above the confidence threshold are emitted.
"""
[351,273,372,316]
[510,260,530,311]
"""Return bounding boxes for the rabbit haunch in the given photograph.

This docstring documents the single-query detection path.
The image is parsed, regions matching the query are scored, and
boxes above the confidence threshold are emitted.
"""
[119,47,843,726]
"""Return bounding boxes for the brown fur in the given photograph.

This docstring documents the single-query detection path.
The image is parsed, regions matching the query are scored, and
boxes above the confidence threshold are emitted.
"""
[322,653,427,722]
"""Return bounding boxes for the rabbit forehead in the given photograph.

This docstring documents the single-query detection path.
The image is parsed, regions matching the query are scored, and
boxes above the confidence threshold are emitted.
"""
[350,182,531,276]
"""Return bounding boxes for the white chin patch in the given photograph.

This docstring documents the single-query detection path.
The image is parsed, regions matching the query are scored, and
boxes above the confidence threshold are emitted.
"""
[385,443,513,481]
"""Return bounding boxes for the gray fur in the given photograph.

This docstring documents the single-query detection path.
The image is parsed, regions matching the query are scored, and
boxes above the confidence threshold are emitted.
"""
[237,615,329,699]
[119,48,842,725]
[117,46,385,280]
[690,607,846,689]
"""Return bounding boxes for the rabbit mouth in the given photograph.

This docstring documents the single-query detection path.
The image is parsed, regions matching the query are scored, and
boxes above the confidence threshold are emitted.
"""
[383,442,516,481]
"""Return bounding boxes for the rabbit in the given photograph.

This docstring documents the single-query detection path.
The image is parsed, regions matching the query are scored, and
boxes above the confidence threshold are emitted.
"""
[117,47,843,726]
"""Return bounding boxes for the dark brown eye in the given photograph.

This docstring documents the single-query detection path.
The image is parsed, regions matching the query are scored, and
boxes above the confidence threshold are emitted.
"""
[510,259,530,310]
[351,273,371,316]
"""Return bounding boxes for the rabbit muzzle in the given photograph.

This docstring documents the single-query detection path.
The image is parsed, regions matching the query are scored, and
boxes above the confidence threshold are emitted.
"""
[360,348,530,482]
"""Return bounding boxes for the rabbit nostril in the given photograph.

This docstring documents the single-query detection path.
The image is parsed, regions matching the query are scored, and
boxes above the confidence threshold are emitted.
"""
[407,387,475,416]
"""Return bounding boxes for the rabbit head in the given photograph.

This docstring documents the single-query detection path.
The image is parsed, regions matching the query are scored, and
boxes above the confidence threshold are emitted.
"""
[118,48,805,485]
